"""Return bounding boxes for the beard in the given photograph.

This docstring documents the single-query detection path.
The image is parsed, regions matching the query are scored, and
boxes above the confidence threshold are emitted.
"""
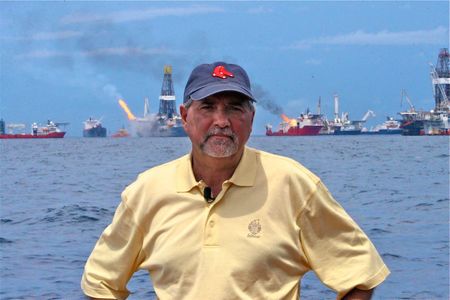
[200,127,239,158]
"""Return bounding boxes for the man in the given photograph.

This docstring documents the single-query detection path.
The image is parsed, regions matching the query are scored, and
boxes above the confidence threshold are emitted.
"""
[81,62,389,299]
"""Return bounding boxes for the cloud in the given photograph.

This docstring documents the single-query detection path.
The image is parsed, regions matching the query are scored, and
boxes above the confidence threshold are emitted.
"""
[16,46,178,59]
[247,6,273,14]
[15,45,185,78]
[31,30,83,41]
[17,50,71,58]
[83,46,180,57]
[287,26,448,48]
[61,5,224,24]
[2,30,83,41]
[305,58,321,65]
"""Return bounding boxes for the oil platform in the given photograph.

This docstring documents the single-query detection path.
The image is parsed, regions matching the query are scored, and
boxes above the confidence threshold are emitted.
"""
[118,65,186,137]
[399,48,450,135]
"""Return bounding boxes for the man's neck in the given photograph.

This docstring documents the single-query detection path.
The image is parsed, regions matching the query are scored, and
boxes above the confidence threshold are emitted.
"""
[191,148,244,196]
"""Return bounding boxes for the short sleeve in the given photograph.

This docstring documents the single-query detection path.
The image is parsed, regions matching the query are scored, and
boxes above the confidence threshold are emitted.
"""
[81,199,146,299]
[298,181,390,299]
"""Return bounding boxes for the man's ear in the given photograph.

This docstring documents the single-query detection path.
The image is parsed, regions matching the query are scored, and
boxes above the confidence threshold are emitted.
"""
[180,104,188,125]
[249,110,255,132]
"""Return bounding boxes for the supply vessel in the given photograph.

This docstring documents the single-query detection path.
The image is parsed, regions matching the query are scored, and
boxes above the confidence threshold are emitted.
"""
[111,127,129,138]
[324,95,375,135]
[266,111,323,136]
[83,117,107,137]
[118,65,186,137]
[363,117,402,135]
[0,119,66,139]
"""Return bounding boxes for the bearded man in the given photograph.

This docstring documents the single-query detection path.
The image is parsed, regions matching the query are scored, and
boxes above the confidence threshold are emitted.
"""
[82,62,389,300]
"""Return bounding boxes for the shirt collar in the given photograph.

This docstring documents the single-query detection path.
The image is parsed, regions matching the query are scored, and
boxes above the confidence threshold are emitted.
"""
[228,146,257,187]
[175,153,199,192]
[175,146,257,192]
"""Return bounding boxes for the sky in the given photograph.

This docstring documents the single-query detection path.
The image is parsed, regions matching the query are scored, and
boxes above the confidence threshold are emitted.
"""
[0,1,448,136]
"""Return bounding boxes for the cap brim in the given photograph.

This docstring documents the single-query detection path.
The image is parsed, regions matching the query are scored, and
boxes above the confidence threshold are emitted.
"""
[189,83,256,102]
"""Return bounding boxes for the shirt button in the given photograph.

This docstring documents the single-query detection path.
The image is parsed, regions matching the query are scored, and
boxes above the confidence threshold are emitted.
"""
[209,220,215,227]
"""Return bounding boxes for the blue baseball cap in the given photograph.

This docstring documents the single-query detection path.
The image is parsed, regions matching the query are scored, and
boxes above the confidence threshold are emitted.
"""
[183,61,256,103]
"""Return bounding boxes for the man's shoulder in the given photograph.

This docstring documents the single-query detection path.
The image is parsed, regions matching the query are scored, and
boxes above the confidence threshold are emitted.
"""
[124,154,188,193]
[139,154,188,179]
[248,147,320,184]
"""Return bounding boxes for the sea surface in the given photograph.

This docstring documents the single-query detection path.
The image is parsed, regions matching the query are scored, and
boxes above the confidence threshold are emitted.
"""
[1,136,449,299]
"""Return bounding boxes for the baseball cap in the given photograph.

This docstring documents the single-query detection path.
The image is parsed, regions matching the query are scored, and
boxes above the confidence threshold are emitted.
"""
[183,61,256,103]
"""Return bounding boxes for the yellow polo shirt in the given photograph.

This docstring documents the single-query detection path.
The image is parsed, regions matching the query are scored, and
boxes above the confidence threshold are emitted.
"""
[81,147,389,299]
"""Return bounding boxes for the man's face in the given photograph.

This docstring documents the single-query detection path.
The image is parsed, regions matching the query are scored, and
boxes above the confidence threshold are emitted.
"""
[180,92,255,158]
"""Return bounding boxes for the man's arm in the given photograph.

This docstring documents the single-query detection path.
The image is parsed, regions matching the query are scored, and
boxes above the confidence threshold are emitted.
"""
[81,199,145,299]
[298,180,389,299]
[342,288,374,300]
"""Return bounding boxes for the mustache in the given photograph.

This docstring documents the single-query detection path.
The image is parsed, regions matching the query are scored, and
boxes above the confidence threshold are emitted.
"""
[205,127,236,141]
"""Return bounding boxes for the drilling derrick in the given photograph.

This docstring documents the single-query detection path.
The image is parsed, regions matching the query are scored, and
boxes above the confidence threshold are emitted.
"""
[432,48,450,112]
[158,65,178,118]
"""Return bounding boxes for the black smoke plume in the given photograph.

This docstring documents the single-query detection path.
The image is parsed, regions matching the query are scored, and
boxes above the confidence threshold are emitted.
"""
[252,84,283,115]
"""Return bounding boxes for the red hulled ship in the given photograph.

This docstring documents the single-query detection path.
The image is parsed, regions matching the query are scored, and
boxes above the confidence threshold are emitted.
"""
[266,112,323,136]
[0,119,66,139]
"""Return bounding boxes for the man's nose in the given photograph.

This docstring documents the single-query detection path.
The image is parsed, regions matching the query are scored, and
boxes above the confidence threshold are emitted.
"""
[212,108,231,128]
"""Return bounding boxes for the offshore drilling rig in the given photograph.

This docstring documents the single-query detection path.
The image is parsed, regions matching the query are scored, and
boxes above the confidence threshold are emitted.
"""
[158,65,178,118]
[118,65,186,137]
[431,48,450,113]
[399,48,450,135]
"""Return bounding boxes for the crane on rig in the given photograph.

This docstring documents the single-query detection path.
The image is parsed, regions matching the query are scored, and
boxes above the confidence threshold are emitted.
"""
[400,89,416,112]
[361,110,375,122]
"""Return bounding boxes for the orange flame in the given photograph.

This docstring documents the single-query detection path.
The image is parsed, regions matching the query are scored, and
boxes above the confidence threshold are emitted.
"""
[118,99,136,120]
[281,114,297,127]
[281,114,290,123]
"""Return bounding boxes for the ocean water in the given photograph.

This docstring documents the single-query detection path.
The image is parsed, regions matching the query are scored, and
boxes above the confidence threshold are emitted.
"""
[1,136,449,299]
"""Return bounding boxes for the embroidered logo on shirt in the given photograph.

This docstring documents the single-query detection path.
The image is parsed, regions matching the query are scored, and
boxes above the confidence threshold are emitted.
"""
[247,219,261,238]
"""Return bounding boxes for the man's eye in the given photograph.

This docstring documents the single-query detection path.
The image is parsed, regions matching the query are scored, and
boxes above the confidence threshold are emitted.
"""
[230,105,244,111]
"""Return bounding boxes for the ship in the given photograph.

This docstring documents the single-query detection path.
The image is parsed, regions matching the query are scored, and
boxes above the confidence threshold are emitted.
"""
[83,117,107,137]
[398,93,424,136]
[399,48,450,135]
[399,109,449,135]
[118,65,187,137]
[323,94,375,135]
[111,127,129,138]
[333,112,364,135]
[363,117,402,135]
[266,111,324,136]
[0,119,66,139]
